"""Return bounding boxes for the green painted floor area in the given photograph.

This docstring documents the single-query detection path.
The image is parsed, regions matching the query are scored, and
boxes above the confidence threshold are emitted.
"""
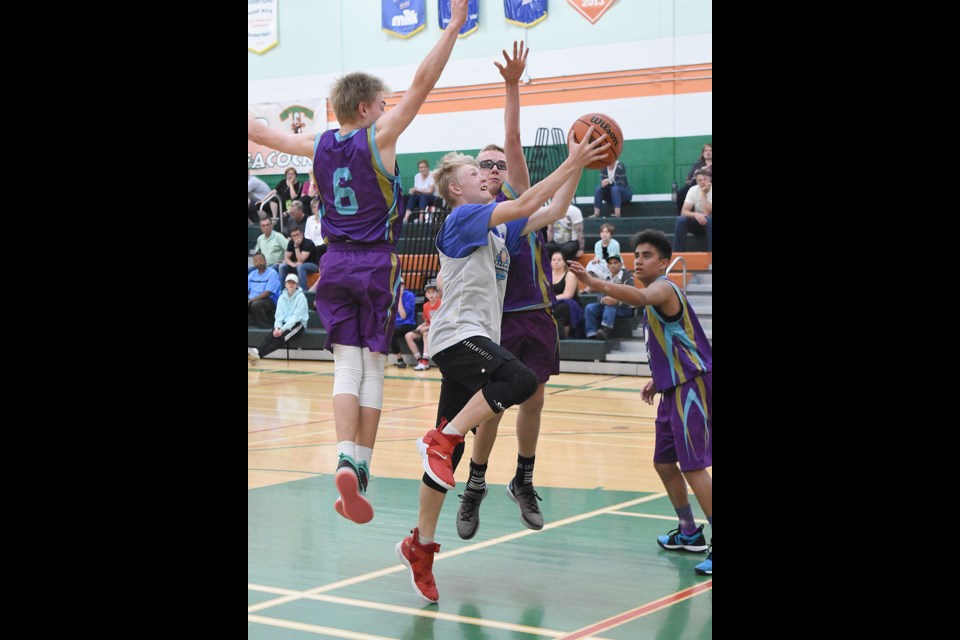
[249,476,711,639]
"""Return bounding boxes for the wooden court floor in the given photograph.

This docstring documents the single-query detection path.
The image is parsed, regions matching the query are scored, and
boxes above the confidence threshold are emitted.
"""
[249,360,712,639]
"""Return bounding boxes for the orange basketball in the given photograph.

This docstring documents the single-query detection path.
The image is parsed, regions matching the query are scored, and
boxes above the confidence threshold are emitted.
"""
[568,113,624,170]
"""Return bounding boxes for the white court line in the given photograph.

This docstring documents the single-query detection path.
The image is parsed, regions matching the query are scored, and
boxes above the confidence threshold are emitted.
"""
[606,511,709,523]
[248,492,667,615]
[248,614,396,640]
[248,589,596,638]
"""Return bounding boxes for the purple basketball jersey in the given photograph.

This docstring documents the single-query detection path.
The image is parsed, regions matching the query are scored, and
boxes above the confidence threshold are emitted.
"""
[497,186,555,312]
[313,122,404,245]
[644,277,712,392]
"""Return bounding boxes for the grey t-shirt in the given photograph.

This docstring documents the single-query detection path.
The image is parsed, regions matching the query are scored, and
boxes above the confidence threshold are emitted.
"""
[428,202,510,356]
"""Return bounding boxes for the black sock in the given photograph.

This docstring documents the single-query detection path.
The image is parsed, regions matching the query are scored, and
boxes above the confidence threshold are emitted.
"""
[515,454,535,487]
[467,460,487,492]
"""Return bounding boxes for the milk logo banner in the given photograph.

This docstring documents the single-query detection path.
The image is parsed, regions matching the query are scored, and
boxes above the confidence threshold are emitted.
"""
[439,0,479,38]
[504,0,547,27]
[567,0,615,24]
[248,100,327,174]
[248,0,278,54]
[383,0,427,39]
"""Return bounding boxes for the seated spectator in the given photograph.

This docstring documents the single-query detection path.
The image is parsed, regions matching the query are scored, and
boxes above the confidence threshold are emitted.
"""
[253,218,287,271]
[303,196,327,266]
[549,251,583,339]
[248,252,281,328]
[583,254,635,340]
[586,222,621,281]
[405,279,442,370]
[248,273,310,365]
[279,225,320,292]
[676,143,712,214]
[390,278,417,368]
[248,170,275,224]
[297,169,319,214]
[282,199,309,236]
[274,167,303,215]
[592,160,632,218]
[404,159,437,223]
[545,200,584,261]
[674,168,712,252]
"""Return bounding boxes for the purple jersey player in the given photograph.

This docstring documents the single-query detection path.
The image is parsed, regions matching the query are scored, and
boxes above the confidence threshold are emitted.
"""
[247,0,469,526]
[454,42,560,541]
[567,229,713,577]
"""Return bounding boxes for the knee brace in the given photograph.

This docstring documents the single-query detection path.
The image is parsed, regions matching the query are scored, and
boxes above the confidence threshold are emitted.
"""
[358,348,386,409]
[332,344,363,397]
[422,440,465,493]
[481,359,539,414]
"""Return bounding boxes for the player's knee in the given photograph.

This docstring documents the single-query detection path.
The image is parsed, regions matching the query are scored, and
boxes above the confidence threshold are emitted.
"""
[422,473,448,493]
[481,360,539,413]
[332,344,363,396]
[358,349,385,409]
[511,364,539,404]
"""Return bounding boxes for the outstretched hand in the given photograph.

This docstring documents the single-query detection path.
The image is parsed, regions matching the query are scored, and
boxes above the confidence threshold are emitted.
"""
[449,0,468,28]
[566,260,594,286]
[567,126,612,169]
[494,40,529,84]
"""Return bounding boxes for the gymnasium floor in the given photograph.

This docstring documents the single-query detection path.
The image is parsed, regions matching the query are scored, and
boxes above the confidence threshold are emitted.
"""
[249,360,712,639]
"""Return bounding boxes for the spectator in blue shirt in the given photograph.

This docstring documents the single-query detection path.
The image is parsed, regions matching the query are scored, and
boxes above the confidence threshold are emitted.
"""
[248,252,281,328]
[249,273,310,364]
[391,278,417,368]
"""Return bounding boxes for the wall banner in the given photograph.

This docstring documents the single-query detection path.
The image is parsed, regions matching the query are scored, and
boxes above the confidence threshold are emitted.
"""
[383,0,427,39]
[504,0,547,27]
[248,99,327,174]
[439,0,479,38]
[566,0,615,24]
[248,0,278,54]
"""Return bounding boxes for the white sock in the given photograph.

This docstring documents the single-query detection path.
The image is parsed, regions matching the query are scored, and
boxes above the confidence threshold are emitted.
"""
[356,446,373,467]
[441,424,461,437]
[417,532,434,545]
[337,441,356,460]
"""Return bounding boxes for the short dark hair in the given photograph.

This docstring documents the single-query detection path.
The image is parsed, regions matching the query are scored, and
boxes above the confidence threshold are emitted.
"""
[632,229,672,260]
[287,224,301,234]
[694,168,712,179]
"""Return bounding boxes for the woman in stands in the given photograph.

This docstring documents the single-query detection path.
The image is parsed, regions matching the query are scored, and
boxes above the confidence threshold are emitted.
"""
[550,250,583,339]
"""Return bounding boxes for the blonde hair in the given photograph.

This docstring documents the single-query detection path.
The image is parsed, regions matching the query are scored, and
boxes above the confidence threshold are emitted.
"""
[432,152,478,204]
[479,144,504,155]
[330,72,390,124]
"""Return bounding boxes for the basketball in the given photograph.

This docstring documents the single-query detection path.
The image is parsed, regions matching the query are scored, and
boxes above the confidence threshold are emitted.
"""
[568,113,623,169]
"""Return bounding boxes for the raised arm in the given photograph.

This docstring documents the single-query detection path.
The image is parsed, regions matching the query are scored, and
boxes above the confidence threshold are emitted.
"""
[490,126,609,227]
[520,168,581,235]
[495,41,530,195]
[567,262,675,308]
[248,117,314,158]
[375,0,468,154]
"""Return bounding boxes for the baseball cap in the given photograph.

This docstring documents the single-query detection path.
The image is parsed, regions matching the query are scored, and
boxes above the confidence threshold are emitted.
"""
[285,274,299,284]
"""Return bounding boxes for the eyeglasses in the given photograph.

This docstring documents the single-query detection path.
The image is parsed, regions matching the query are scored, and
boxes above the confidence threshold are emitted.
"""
[478,160,507,170]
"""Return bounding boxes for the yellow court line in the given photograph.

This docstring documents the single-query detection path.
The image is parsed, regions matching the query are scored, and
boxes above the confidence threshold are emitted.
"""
[248,493,667,615]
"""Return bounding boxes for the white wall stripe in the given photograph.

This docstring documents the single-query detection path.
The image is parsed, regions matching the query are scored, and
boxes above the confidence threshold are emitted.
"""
[248,35,712,104]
